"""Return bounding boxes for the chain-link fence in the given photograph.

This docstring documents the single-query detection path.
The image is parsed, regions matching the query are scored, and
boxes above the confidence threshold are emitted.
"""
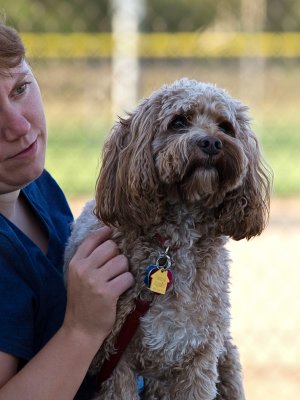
[26,37,300,198]
[9,1,300,398]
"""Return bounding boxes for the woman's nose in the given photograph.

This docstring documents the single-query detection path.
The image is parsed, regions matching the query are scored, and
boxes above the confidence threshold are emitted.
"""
[0,106,31,141]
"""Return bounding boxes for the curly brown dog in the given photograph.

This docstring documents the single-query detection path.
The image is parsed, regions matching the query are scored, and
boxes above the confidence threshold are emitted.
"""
[64,78,272,399]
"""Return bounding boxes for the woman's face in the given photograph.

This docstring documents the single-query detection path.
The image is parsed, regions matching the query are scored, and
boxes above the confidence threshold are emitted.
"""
[0,60,47,194]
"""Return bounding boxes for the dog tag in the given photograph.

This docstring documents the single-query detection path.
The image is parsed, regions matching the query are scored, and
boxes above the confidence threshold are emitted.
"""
[149,269,172,295]
[144,265,159,287]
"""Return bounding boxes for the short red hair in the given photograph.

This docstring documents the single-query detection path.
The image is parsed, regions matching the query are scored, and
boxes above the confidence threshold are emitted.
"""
[0,18,25,72]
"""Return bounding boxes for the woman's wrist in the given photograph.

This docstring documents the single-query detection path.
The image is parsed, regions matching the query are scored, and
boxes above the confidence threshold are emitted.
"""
[58,323,106,360]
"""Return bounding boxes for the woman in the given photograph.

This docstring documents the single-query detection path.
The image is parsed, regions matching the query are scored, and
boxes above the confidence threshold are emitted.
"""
[0,19,134,399]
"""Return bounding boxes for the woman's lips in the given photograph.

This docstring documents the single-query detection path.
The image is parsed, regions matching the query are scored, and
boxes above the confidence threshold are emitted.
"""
[9,139,38,160]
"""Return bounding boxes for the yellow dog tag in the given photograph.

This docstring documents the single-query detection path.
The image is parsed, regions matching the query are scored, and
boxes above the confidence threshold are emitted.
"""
[149,270,170,295]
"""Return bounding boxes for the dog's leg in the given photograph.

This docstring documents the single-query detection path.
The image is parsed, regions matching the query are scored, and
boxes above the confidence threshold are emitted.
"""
[215,339,246,400]
[169,350,219,400]
[141,377,170,400]
[93,359,139,400]
[141,352,219,400]
[141,359,217,400]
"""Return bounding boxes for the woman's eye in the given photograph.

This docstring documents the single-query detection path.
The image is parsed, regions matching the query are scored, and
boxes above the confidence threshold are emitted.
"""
[14,82,31,96]
[168,115,190,131]
[218,120,235,137]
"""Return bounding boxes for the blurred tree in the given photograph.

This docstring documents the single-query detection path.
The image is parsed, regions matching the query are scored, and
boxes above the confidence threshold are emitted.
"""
[1,0,33,31]
[266,0,300,31]
[1,0,219,32]
[142,0,217,31]
[1,0,300,32]
[211,0,240,31]
[1,0,111,32]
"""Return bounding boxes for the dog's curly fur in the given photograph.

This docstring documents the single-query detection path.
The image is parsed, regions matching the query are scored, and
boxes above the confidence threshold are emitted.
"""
[64,78,272,399]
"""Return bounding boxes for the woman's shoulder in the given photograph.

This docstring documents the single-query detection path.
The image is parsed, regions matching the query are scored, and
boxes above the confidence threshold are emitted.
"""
[26,169,65,199]
[24,169,73,224]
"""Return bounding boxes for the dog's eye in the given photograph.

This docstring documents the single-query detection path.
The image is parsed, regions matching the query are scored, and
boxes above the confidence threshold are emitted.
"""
[168,115,190,131]
[218,121,235,137]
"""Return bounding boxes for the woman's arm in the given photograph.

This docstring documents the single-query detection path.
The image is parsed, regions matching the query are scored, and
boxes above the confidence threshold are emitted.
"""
[0,328,101,399]
[0,227,134,400]
[0,353,18,388]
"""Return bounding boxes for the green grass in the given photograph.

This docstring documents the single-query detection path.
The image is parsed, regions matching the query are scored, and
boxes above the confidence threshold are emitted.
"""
[45,121,109,196]
[45,119,300,198]
[260,121,300,197]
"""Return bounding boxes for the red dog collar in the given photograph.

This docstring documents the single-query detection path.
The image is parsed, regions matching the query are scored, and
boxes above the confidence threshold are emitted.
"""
[97,298,152,386]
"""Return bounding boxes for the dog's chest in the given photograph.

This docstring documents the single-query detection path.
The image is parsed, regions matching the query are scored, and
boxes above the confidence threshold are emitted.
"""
[128,238,229,365]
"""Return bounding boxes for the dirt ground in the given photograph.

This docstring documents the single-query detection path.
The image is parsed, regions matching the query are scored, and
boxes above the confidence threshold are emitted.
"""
[228,198,300,399]
[69,196,300,400]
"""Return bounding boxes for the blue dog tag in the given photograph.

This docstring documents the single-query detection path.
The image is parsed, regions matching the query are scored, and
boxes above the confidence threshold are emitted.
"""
[144,264,159,287]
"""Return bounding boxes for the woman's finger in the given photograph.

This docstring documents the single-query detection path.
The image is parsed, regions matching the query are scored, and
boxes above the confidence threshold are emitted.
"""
[94,254,129,282]
[86,239,120,270]
[108,272,135,297]
[72,226,113,260]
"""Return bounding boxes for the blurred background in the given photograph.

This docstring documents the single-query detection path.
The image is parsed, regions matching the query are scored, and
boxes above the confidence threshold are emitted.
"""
[2,0,299,398]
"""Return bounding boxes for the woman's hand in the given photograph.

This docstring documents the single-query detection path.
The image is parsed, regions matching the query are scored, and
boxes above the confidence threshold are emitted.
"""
[63,226,134,345]
[0,227,134,399]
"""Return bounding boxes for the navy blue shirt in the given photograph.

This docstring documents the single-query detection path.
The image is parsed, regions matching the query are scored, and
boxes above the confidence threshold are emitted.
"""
[0,170,95,399]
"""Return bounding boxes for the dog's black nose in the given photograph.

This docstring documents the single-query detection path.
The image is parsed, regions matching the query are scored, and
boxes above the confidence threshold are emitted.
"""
[198,136,223,155]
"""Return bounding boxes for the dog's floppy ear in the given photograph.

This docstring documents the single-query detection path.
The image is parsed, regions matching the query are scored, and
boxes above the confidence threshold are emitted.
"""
[94,101,163,228]
[217,125,272,241]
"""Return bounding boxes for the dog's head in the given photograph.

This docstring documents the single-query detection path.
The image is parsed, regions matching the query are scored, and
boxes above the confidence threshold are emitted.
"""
[95,79,272,240]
